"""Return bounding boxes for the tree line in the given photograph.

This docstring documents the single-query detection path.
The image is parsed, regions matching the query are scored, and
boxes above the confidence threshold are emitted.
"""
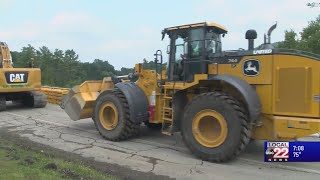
[9,15,320,88]
[276,15,320,54]
[10,45,158,88]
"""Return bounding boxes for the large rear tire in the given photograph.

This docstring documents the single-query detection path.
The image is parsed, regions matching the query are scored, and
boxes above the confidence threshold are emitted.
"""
[0,96,6,111]
[94,89,140,141]
[181,91,251,162]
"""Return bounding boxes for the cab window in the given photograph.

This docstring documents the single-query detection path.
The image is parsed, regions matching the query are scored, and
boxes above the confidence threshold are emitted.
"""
[189,28,204,58]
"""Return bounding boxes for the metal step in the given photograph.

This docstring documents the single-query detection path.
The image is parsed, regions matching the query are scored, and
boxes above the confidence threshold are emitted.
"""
[161,125,173,136]
[163,117,173,122]
[162,89,174,136]
[162,131,173,136]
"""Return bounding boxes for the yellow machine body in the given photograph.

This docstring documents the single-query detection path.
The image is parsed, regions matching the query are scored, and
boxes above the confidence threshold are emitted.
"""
[0,41,47,110]
[60,22,320,162]
[62,53,320,141]
[0,41,42,92]
[213,54,320,140]
[0,68,42,93]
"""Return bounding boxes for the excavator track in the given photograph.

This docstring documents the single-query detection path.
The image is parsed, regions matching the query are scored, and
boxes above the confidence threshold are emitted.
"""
[33,91,48,108]
[23,91,48,108]
[0,95,6,111]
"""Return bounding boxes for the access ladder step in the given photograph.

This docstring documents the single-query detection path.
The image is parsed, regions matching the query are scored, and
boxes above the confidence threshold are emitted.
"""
[162,131,173,136]
[163,117,173,122]
[163,113,172,117]
[161,125,173,136]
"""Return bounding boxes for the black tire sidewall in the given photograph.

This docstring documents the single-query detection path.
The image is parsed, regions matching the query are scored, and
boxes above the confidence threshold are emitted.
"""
[182,93,244,160]
[94,91,128,140]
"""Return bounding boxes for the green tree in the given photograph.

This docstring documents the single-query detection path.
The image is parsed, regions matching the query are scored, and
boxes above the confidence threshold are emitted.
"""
[142,58,156,70]
[62,49,83,87]
[9,46,162,88]
[276,15,320,55]
[37,46,55,86]
[277,30,299,49]
[300,15,320,54]
[11,45,37,68]
[116,67,134,75]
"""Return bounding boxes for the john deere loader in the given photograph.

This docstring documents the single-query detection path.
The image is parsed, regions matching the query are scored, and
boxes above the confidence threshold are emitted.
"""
[0,42,47,111]
[61,22,320,162]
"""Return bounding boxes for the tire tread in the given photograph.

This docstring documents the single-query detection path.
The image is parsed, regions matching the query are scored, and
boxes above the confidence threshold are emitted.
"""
[182,91,252,162]
[94,89,140,141]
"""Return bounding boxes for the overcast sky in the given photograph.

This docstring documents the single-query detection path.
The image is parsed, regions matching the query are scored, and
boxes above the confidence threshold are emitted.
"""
[0,0,319,69]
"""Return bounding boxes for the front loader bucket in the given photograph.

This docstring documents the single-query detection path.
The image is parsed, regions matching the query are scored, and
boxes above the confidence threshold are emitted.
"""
[60,78,114,121]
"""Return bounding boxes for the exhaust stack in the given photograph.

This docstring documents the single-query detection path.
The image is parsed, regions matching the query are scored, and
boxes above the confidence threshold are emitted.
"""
[265,22,277,44]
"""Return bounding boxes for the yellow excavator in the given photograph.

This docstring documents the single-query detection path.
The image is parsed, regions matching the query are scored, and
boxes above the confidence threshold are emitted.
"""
[0,41,47,111]
[61,22,320,162]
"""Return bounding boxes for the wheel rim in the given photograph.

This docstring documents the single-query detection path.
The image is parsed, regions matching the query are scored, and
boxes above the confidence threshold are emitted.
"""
[192,110,228,148]
[99,102,119,130]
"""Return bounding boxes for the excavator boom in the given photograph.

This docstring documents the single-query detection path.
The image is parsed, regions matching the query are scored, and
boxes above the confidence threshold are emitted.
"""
[0,42,13,68]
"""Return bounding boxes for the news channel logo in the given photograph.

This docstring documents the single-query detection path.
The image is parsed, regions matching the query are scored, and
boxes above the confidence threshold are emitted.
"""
[265,142,289,162]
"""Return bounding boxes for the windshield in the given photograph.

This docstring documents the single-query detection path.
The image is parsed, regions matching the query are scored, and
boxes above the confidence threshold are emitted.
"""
[167,27,223,81]
[205,29,222,56]
[172,28,222,60]
[189,29,204,58]
[187,28,222,58]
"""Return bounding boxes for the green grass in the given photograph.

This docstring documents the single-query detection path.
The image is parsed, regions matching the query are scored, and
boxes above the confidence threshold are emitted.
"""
[0,139,116,180]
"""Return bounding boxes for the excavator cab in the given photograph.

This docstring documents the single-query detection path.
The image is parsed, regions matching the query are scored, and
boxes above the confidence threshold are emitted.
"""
[162,22,227,82]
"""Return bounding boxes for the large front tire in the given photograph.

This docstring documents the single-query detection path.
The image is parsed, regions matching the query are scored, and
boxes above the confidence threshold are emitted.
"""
[181,91,251,162]
[94,89,140,141]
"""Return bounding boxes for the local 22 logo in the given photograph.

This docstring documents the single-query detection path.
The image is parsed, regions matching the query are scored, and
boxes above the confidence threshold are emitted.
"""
[265,142,289,162]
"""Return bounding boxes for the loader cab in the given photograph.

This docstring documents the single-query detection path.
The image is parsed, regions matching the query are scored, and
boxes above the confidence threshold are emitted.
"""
[163,22,227,82]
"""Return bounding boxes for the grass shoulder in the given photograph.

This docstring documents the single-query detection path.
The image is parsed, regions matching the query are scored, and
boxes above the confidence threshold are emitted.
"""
[0,138,116,180]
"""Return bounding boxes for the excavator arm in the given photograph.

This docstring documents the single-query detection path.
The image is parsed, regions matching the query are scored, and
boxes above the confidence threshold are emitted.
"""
[0,41,13,68]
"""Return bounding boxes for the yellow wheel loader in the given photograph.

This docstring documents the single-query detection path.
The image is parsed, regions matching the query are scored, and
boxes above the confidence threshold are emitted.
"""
[0,42,47,111]
[61,22,320,162]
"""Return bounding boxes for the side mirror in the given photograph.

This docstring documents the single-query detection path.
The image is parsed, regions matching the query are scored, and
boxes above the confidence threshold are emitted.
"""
[166,45,170,54]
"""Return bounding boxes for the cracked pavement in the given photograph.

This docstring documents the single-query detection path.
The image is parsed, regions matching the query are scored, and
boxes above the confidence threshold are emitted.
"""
[1,104,320,180]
